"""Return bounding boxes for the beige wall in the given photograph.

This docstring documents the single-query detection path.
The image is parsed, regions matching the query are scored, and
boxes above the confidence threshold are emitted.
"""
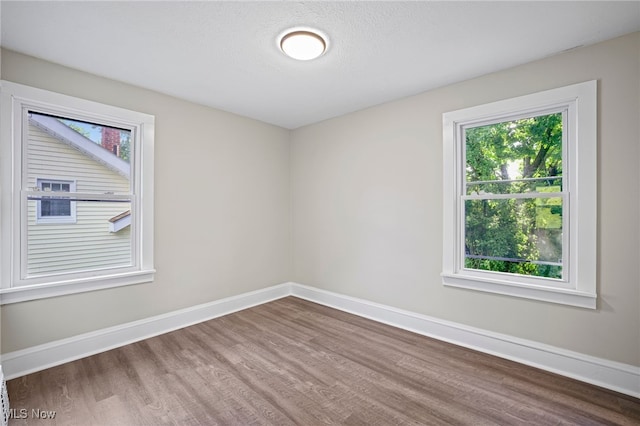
[292,33,640,366]
[1,49,292,352]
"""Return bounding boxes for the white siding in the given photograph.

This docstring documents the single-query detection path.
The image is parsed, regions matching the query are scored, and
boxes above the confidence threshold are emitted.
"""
[26,124,132,276]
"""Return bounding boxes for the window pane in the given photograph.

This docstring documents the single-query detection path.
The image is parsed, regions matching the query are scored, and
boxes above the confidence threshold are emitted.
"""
[464,198,563,279]
[26,200,132,276]
[28,112,132,195]
[38,179,72,217]
[26,111,134,277]
[41,199,71,217]
[465,113,563,186]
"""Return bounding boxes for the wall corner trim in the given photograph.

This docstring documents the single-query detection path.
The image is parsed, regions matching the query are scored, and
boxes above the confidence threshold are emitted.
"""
[2,281,638,398]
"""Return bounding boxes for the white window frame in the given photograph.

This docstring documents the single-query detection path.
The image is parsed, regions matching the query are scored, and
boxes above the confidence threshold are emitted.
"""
[442,81,597,309]
[0,81,155,304]
[36,178,77,224]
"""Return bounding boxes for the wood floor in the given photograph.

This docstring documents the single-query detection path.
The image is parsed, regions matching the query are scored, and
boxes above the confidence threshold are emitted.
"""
[7,297,640,425]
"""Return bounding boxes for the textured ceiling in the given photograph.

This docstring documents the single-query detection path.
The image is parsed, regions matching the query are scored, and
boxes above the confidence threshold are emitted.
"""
[1,1,639,129]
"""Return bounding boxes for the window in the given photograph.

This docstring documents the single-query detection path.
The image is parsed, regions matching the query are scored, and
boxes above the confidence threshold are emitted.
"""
[0,81,155,304]
[442,81,597,308]
[36,179,77,223]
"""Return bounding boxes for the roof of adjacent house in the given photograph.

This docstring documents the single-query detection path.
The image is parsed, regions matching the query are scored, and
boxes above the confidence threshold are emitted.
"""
[108,210,131,223]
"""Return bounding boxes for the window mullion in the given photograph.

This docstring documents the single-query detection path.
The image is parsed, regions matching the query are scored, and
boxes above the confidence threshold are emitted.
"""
[462,192,563,201]
[23,190,132,202]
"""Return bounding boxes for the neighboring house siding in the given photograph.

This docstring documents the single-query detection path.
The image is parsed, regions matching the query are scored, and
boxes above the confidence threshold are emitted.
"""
[26,123,132,276]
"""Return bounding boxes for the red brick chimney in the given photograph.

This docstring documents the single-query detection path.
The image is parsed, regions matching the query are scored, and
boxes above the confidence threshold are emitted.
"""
[101,127,121,157]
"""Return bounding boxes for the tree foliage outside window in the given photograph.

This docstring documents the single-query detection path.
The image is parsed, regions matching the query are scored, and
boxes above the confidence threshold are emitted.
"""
[464,112,564,279]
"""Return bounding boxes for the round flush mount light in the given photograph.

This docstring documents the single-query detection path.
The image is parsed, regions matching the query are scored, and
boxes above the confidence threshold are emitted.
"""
[279,28,328,61]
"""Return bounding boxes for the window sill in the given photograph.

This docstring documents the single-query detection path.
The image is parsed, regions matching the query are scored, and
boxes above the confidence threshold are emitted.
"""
[0,269,155,305]
[441,273,596,309]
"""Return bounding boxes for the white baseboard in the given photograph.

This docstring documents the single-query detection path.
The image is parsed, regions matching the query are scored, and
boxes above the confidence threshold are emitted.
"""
[3,281,638,398]
[289,283,640,398]
[1,282,292,381]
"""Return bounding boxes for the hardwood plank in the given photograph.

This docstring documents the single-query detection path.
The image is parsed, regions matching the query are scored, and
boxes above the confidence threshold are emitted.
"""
[7,297,640,425]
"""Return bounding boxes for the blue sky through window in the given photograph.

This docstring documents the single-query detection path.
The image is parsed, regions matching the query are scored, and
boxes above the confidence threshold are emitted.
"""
[59,118,103,144]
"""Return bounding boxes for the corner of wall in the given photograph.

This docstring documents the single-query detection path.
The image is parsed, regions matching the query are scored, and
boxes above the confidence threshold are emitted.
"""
[287,127,295,283]
[0,45,4,359]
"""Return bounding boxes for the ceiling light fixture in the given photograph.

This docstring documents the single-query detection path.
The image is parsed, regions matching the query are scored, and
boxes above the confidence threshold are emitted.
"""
[279,29,327,61]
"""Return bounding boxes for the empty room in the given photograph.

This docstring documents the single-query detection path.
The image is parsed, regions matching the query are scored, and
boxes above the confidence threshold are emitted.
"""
[0,1,639,425]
